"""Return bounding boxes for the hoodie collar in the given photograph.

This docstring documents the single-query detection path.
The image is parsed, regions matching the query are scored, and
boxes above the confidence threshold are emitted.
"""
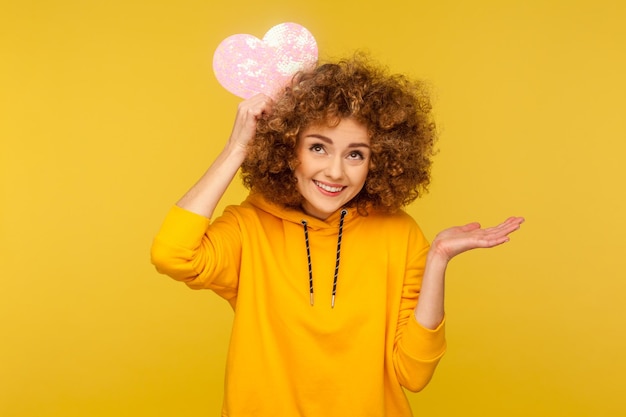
[243,192,359,231]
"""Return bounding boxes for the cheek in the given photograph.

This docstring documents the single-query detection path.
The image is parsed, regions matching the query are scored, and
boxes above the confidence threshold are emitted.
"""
[293,160,312,190]
[295,153,318,177]
[293,161,306,181]
[292,151,303,174]
[358,165,370,184]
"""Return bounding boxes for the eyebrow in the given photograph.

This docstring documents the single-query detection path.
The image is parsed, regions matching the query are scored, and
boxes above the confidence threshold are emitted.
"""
[304,134,370,148]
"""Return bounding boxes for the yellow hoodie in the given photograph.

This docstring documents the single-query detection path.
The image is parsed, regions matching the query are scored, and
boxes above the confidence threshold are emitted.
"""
[151,193,446,417]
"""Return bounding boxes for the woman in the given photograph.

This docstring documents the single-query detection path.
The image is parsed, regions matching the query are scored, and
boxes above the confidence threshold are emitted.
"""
[151,56,523,416]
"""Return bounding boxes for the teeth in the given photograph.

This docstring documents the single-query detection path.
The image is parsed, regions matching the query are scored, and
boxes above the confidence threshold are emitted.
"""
[315,181,343,193]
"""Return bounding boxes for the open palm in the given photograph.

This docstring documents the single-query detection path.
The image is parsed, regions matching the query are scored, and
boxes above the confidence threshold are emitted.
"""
[431,216,525,261]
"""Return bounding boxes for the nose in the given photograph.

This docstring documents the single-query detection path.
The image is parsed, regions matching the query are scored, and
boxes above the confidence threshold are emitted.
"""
[324,155,344,180]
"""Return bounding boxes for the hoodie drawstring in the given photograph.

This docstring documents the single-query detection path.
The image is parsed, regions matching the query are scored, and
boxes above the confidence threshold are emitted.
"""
[301,219,314,306]
[301,209,348,308]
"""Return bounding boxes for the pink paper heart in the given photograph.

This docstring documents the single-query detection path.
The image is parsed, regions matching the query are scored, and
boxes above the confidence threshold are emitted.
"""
[213,23,318,99]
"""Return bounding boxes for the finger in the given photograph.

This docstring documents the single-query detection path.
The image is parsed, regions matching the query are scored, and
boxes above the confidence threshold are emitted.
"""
[248,93,274,113]
[458,222,481,232]
[482,226,519,242]
[447,217,524,254]
[483,236,511,248]
[238,94,273,116]
[483,217,524,235]
[501,216,524,228]
[235,97,274,132]
[473,230,514,248]
[484,223,523,244]
[499,217,524,235]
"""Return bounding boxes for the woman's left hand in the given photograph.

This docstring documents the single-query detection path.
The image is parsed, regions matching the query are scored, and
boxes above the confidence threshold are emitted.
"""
[430,216,525,262]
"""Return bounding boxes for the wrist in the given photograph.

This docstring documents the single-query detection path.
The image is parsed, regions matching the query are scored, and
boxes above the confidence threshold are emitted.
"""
[222,139,248,162]
[428,239,452,264]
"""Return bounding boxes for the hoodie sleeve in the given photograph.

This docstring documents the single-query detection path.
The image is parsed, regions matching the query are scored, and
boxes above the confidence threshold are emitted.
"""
[150,205,242,303]
[393,223,447,392]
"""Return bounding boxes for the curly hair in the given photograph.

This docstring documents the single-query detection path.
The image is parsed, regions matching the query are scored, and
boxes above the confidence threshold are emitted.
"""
[240,54,437,214]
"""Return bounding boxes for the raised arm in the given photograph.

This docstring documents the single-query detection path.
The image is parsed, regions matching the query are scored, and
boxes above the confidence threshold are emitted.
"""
[177,94,273,218]
[414,216,525,329]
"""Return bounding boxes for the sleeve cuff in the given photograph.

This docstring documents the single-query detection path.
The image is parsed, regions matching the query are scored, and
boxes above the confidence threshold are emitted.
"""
[155,205,211,249]
[401,314,446,360]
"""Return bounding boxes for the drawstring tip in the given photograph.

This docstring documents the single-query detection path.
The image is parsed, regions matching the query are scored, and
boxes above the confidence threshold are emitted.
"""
[310,293,314,306]
[331,295,336,308]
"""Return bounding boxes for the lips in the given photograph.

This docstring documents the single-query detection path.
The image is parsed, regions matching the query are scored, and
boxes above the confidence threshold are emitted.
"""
[314,180,345,194]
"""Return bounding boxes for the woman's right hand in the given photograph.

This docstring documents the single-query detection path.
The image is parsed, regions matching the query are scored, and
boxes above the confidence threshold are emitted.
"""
[228,94,274,150]
[175,94,273,218]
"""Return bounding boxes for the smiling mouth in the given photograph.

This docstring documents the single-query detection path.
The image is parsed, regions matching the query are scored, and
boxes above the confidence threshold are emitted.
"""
[314,180,345,194]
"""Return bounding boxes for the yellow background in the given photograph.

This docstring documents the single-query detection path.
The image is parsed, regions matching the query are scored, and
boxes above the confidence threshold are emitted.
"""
[2,0,625,416]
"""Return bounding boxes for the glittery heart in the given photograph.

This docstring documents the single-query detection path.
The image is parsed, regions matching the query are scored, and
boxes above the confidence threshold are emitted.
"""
[212,23,318,99]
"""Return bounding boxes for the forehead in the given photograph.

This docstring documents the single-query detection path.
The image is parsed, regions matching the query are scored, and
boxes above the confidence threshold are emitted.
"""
[300,118,370,144]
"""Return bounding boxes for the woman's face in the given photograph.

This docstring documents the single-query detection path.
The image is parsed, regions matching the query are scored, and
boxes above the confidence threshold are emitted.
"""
[295,118,370,220]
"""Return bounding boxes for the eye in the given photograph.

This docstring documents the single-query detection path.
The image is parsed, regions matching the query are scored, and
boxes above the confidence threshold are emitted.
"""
[347,150,365,160]
[309,144,325,154]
